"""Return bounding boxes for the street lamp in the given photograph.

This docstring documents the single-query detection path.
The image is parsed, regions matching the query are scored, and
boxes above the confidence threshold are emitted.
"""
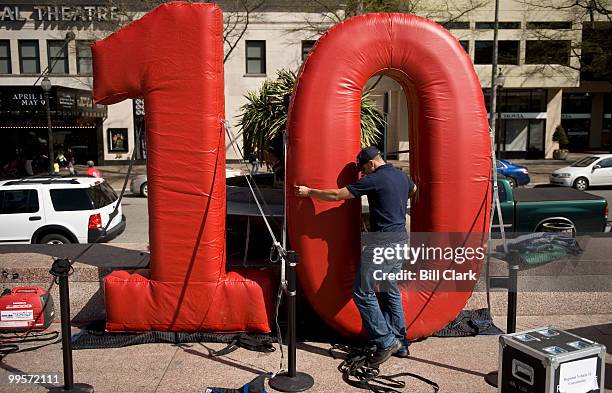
[41,76,54,174]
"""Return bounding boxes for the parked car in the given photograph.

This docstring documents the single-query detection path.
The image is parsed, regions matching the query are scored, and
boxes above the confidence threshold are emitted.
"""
[0,176,125,244]
[550,154,612,191]
[130,168,244,197]
[496,160,529,188]
[494,177,609,233]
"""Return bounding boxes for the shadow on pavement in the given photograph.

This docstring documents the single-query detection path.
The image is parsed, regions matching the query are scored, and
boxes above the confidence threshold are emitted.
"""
[566,323,611,390]
[0,244,149,269]
[180,343,269,375]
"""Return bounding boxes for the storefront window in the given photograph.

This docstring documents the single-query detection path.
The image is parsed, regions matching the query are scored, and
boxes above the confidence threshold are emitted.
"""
[602,93,611,150]
[503,119,529,152]
[485,89,548,158]
[562,93,592,152]
[502,90,530,112]
[531,89,547,112]
[528,120,545,158]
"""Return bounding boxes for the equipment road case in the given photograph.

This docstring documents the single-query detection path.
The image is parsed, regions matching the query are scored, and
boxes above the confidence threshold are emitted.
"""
[498,326,605,393]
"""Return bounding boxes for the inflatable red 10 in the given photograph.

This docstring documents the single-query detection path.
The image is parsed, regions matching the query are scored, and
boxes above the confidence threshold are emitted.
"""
[287,14,491,340]
[93,2,274,332]
[94,2,491,338]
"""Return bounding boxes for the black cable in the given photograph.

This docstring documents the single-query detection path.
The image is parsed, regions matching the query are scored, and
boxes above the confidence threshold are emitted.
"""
[330,344,439,393]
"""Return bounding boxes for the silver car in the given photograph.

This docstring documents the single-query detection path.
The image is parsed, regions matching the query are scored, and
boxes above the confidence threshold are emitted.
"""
[130,168,244,197]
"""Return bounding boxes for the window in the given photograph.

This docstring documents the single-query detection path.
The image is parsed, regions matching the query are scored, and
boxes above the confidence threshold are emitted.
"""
[50,185,117,211]
[0,41,11,74]
[301,40,315,61]
[50,189,93,211]
[475,41,519,65]
[459,40,469,54]
[0,190,39,214]
[47,40,68,74]
[525,40,570,65]
[76,41,92,74]
[527,22,572,30]
[442,21,469,29]
[245,40,266,75]
[476,22,521,29]
[18,40,40,74]
[562,93,591,113]
[597,158,612,168]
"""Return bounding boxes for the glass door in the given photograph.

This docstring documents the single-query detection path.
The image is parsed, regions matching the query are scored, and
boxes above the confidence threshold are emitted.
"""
[527,120,545,158]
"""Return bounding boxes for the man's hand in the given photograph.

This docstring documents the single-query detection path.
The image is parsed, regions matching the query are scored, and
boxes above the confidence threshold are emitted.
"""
[294,185,310,198]
[294,185,354,201]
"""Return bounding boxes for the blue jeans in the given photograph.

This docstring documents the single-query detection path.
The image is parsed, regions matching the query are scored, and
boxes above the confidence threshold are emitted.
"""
[353,232,409,350]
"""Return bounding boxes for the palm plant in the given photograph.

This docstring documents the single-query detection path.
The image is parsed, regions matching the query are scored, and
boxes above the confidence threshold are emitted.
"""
[237,69,384,161]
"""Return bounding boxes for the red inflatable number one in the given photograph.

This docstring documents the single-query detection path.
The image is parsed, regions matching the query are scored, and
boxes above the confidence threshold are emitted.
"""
[93,3,274,332]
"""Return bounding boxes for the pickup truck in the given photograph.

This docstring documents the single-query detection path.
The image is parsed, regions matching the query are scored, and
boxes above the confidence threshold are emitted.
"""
[493,178,609,233]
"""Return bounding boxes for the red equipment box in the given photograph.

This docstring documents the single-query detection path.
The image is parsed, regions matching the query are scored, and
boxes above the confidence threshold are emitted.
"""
[0,287,54,332]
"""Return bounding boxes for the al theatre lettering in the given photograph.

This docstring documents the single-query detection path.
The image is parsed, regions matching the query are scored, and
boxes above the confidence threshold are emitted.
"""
[0,5,120,22]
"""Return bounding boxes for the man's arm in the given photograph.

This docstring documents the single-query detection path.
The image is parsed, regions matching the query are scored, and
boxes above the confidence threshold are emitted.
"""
[295,185,355,201]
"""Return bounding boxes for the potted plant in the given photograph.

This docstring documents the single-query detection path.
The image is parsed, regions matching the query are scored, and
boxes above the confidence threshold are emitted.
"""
[552,125,569,160]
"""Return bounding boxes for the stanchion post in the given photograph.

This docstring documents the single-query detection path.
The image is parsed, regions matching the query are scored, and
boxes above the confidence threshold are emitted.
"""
[49,258,94,393]
[268,251,314,392]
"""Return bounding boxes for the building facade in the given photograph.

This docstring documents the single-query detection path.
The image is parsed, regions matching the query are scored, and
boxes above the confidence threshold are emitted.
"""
[1,1,610,170]
[0,2,143,170]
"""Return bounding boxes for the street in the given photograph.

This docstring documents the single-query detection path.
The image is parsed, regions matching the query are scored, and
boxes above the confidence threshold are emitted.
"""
[110,184,612,246]
[112,193,149,244]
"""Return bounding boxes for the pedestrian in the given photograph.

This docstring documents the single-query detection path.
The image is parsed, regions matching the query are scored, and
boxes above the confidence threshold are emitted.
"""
[248,153,259,175]
[86,160,102,178]
[65,148,77,175]
[295,146,417,367]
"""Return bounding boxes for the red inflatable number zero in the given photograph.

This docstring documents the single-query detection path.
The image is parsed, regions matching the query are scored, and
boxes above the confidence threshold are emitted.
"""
[93,3,274,332]
[287,14,491,340]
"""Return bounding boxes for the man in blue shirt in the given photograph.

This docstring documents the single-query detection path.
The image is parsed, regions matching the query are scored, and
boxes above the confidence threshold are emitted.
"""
[295,146,416,367]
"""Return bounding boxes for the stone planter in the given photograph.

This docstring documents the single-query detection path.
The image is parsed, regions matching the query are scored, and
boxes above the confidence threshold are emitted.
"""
[553,149,569,160]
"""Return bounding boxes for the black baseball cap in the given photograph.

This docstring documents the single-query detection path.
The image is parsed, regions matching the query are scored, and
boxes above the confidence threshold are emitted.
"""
[356,146,381,170]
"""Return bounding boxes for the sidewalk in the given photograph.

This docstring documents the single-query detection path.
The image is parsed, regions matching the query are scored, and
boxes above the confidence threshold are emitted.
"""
[0,314,609,392]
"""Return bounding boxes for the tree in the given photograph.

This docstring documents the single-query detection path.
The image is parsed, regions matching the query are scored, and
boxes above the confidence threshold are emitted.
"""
[294,0,489,37]
[237,69,385,160]
[99,0,264,62]
[518,0,612,83]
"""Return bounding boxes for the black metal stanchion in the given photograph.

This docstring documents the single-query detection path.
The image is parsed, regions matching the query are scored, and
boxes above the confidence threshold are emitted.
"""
[49,258,94,393]
[269,251,314,392]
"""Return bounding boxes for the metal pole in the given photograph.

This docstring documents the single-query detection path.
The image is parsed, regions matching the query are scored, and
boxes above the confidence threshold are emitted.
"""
[58,270,74,389]
[507,264,519,334]
[287,254,297,377]
[268,251,314,392]
[44,90,54,174]
[49,259,94,393]
[489,0,500,154]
